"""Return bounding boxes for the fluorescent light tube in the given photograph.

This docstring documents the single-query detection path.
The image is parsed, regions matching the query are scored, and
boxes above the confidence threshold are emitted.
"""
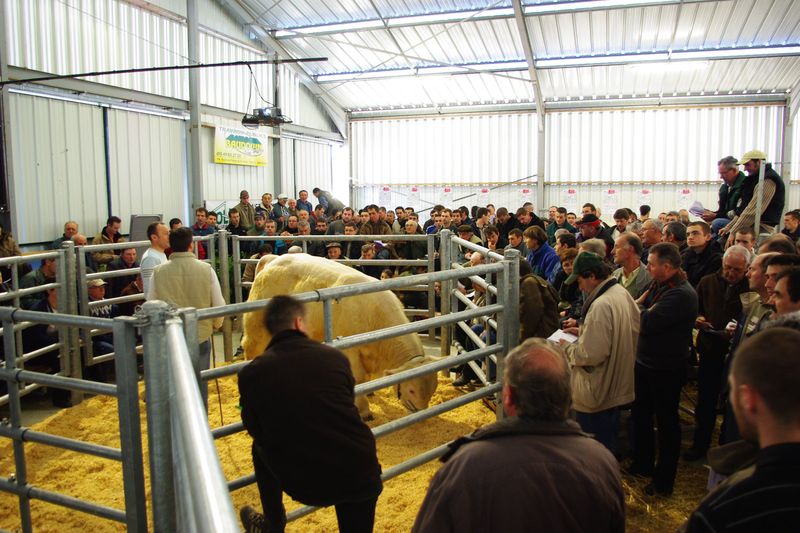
[537,52,669,68]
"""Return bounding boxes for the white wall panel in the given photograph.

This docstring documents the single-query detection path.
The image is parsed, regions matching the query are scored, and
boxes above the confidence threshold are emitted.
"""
[279,137,295,197]
[107,109,187,233]
[202,115,276,203]
[8,93,107,245]
[6,0,273,114]
[293,139,333,198]
[351,113,538,184]
[546,105,785,183]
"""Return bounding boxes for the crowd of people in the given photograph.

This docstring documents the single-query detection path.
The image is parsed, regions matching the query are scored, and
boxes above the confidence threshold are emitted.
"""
[3,153,800,531]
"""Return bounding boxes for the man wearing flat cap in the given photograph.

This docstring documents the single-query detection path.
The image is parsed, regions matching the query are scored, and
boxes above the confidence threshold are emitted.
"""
[719,150,785,248]
[235,190,256,231]
[456,225,482,263]
[326,241,343,260]
[576,214,615,259]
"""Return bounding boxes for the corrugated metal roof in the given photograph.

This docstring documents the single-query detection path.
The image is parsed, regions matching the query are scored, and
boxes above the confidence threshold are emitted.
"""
[230,0,800,111]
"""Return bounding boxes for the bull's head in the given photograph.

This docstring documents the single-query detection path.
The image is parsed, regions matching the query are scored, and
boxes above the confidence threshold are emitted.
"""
[385,355,441,412]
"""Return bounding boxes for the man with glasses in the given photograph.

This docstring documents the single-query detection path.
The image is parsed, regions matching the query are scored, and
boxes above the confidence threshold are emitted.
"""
[702,156,746,239]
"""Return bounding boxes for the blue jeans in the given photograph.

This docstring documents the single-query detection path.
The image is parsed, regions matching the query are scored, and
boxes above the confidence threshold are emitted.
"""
[577,407,620,456]
[711,217,730,239]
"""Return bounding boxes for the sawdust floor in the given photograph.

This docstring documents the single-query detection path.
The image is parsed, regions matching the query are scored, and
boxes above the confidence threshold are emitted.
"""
[1,373,711,532]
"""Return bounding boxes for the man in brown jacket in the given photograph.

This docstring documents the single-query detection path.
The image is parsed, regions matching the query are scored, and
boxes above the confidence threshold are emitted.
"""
[519,259,560,341]
[413,338,624,533]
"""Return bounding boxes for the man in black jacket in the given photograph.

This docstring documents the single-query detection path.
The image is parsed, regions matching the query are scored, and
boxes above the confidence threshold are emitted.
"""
[684,245,752,462]
[630,242,698,497]
[238,296,382,533]
[682,221,723,287]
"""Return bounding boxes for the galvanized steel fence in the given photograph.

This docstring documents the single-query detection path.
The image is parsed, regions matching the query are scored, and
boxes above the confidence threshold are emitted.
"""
[0,229,520,531]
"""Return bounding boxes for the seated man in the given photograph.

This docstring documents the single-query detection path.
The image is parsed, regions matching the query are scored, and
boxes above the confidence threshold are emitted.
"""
[686,327,800,532]
[413,338,624,532]
[91,216,126,269]
[20,257,57,309]
[106,247,139,298]
[238,296,382,533]
[52,220,79,249]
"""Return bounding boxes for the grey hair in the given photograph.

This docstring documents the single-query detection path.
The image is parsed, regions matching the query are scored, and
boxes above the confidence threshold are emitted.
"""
[504,338,571,421]
[628,221,643,233]
[287,245,303,253]
[579,238,607,258]
[554,228,571,238]
[297,220,310,230]
[724,244,753,266]
[718,155,739,169]
[645,219,664,232]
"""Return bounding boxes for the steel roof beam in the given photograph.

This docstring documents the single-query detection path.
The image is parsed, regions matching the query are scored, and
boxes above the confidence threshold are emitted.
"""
[274,0,718,39]
[512,0,545,130]
[215,0,348,135]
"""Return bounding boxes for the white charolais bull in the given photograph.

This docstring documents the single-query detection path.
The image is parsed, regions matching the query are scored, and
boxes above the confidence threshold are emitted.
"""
[241,254,438,419]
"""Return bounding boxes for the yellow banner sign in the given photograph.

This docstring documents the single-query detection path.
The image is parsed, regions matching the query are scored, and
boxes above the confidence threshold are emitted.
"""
[214,126,267,167]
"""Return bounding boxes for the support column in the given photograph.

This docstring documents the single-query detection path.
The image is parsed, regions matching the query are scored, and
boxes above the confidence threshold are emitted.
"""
[537,119,546,214]
[781,103,793,231]
[187,0,204,210]
[0,0,16,231]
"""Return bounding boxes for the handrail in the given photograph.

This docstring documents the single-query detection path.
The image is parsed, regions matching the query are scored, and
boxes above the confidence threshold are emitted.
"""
[164,321,239,532]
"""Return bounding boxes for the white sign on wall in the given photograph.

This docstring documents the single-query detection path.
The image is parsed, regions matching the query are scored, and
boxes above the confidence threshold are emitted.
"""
[441,186,453,205]
[408,186,421,207]
[562,188,579,213]
[477,187,490,206]
[602,188,618,216]
[677,187,694,210]
[520,187,534,206]
[379,186,391,207]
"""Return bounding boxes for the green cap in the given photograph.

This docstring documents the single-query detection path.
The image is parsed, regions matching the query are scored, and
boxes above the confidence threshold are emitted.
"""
[564,252,604,285]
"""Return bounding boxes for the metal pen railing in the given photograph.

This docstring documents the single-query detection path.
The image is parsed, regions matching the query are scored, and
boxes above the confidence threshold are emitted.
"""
[0,308,146,533]
[166,233,519,523]
[0,251,70,406]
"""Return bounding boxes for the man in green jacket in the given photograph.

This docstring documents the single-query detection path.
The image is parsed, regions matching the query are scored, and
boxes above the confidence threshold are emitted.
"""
[702,155,746,238]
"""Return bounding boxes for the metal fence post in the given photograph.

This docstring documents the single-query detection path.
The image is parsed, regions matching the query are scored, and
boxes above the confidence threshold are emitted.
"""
[323,299,333,343]
[232,235,243,305]
[426,233,436,340]
[76,246,94,364]
[113,316,147,532]
[500,248,521,418]
[61,242,82,390]
[494,255,511,420]
[217,230,233,361]
[140,300,176,532]
[2,315,33,533]
[178,308,204,410]
[438,230,452,357]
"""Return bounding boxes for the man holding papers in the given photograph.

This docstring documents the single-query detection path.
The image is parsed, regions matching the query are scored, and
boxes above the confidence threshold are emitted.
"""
[559,252,641,455]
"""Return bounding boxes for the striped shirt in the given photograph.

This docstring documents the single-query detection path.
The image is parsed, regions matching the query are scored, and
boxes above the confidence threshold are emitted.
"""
[686,443,800,532]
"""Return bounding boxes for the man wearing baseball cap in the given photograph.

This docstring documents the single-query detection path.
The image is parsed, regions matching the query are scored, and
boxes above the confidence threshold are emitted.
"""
[559,252,640,454]
[718,150,785,248]
[576,214,615,259]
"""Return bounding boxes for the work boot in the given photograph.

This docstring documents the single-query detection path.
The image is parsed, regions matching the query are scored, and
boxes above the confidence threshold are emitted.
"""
[240,505,267,533]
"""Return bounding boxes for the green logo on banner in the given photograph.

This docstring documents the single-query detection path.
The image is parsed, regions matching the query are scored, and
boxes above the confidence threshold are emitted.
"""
[225,135,263,156]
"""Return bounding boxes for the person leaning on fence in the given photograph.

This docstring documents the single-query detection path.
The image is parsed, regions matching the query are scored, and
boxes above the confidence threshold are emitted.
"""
[149,227,224,406]
[412,338,624,533]
[238,295,382,533]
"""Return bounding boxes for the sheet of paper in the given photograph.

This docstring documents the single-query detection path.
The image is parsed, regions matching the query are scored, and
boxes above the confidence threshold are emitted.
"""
[547,329,578,344]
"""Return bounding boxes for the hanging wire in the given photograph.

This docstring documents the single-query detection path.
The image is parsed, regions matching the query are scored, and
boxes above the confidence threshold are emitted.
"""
[247,65,274,107]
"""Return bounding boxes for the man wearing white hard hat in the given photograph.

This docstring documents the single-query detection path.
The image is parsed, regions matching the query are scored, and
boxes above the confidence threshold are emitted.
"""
[718,150,785,248]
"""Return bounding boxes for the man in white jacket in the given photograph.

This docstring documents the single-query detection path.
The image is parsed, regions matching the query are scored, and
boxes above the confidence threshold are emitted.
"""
[560,252,640,455]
